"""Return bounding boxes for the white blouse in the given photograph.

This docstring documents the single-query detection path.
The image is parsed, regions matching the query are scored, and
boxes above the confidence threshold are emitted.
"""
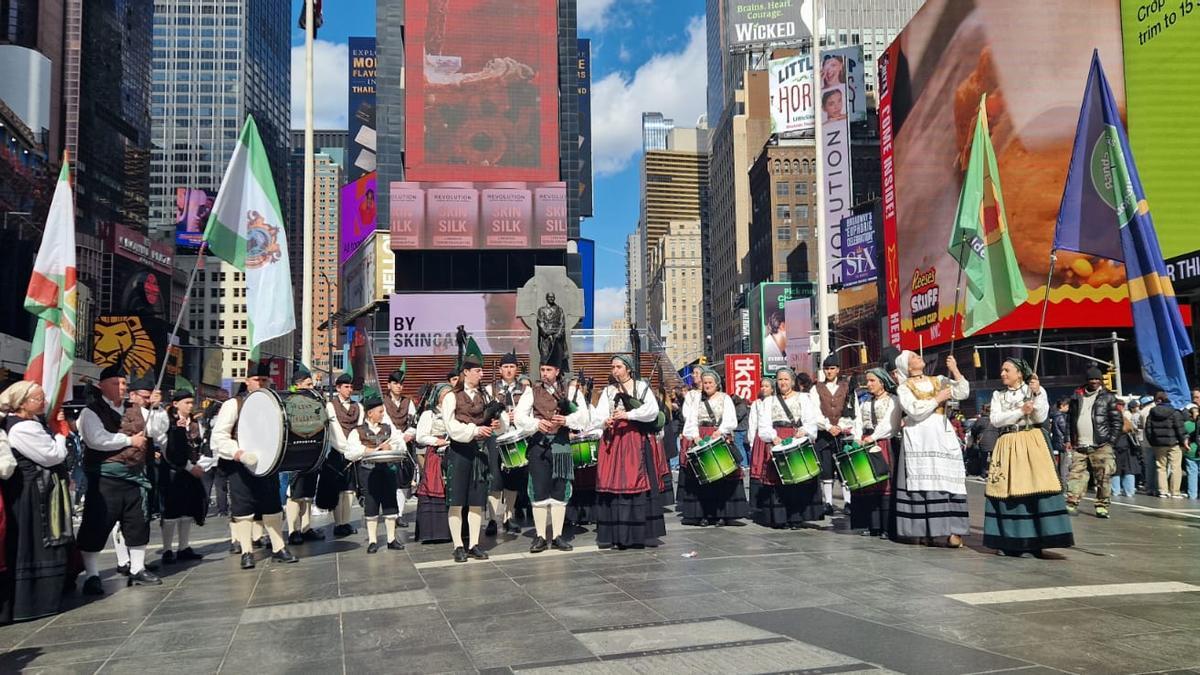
[989,386,1049,428]
[5,418,68,467]
[853,393,901,442]
[896,375,969,423]
[757,391,819,443]
[593,381,660,424]
[682,391,737,441]
[346,420,402,462]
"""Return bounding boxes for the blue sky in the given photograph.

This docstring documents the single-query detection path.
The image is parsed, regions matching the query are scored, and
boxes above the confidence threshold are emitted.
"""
[291,1,708,328]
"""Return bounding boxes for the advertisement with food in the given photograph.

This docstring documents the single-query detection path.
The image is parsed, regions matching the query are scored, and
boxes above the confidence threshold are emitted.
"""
[878,0,1132,349]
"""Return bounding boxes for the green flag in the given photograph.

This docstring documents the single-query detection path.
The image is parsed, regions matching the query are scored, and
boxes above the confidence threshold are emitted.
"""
[948,95,1028,337]
[174,375,194,394]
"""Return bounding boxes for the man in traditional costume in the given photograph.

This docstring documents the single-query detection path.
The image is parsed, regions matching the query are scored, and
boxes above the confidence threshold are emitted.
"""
[322,373,362,537]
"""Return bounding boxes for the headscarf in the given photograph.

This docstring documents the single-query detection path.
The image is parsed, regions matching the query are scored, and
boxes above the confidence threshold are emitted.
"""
[894,350,916,384]
[612,354,635,375]
[865,367,897,394]
[0,381,39,413]
[1003,356,1034,384]
[430,383,454,409]
[699,367,722,389]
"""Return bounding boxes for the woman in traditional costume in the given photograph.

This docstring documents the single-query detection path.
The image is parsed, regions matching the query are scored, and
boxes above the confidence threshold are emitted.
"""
[750,368,823,529]
[677,369,748,526]
[413,384,454,544]
[849,368,901,537]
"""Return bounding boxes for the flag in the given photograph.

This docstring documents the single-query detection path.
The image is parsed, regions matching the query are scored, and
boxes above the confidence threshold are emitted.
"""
[204,116,295,352]
[24,161,77,429]
[1054,51,1193,408]
[947,94,1028,337]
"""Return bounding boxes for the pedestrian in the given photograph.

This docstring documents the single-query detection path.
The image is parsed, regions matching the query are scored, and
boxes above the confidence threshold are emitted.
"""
[1110,399,1139,498]
[1144,390,1187,499]
[968,406,998,478]
[732,394,750,469]
[1049,397,1071,488]
[1065,367,1122,518]
[1136,395,1157,494]
[1184,407,1199,500]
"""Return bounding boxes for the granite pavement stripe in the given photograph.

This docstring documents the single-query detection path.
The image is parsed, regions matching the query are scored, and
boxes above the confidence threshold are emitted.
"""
[239,588,435,623]
[946,581,1200,605]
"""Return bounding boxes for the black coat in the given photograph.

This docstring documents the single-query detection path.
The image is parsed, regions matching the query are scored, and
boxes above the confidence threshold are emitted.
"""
[1068,388,1123,448]
[1144,405,1187,447]
[1049,410,1070,454]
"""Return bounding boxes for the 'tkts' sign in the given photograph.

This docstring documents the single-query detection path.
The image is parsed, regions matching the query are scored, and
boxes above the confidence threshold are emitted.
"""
[725,354,762,403]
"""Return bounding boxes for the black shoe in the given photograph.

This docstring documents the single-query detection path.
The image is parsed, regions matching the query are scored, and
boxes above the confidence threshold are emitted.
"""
[387,540,405,551]
[723,519,745,527]
[176,547,203,561]
[551,537,573,552]
[680,518,704,526]
[485,520,498,537]
[302,528,325,541]
[710,519,724,527]
[258,536,271,549]
[240,553,256,569]
[251,537,263,549]
[333,524,354,538]
[453,546,468,563]
[162,550,176,565]
[82,575,104,596]
[288,531,304,546]
[271,548,299,563]
[843,504,853,516]
[529,536,548,553]
[504,520,522,535]
[824,503,835,516]
[127,570,162,586]
[116,564,130,576]
[367,542,380,554]
[467,546,489,560]
[397,518,409,528]
[229,542,242,555]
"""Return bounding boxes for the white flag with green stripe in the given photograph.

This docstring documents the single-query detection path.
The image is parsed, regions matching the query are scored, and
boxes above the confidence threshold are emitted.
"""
[204,116,295,351]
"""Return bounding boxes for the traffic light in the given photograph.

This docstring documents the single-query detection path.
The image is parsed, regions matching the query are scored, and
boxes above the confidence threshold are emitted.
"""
[972,349,982,369]
[698,356,707,365]
[858,345,868,365]
[1102,371,1115,391]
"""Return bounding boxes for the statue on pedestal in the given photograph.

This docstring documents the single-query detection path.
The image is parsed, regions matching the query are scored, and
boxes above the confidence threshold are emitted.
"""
[537,293,567,369]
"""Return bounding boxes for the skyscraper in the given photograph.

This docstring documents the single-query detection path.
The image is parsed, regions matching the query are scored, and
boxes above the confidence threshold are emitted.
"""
[641,112,674,152]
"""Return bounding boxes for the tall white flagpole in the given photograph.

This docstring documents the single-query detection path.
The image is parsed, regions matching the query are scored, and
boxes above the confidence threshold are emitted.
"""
[301,0,315,368]
[812,0,830,364]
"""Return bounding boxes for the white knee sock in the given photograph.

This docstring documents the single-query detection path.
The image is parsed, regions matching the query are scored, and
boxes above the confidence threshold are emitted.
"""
[161,519,177,553]
[487,493,503,523]
[449,510,464,548]
[385,516,398,543]
[532,504,549,539]
[232,517,254,553]
[338,491,355,525]
[82,551,100,578]
[842,482,852,505]
[285,499,302,532]
[550,503,566,540]
[366,518,379,544]
[129,546,147,575]
[178,520,192,550]
[503,489,518,522]
[467,507,483,548]
[822,479,834,505]
[300,501,312,531]
[112,525,129,567]
[252,520,265,541]
[262,513,286,552]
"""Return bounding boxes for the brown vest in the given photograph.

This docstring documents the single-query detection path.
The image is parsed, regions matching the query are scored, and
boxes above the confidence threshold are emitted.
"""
[815,380,849,426]
[356,422,393,449]
[454,389,487,425]
[530,382,564,421]
[382,395,411,429]
[83,399,146,468]
[332,397,362,436]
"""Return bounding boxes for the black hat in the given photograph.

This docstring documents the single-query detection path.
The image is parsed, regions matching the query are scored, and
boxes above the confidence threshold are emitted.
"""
[99,358,126,382]
[361,395,383,411]
[499,351,519,366]
[171,389,195,403]
[445,369,459,382]
[1086,366,1104,381]
[335,373,353,386]
[292,364,313,384]
[248,360,272,378]
[823,354,840,369]
[129,373,156,392]
[387,366,407,383]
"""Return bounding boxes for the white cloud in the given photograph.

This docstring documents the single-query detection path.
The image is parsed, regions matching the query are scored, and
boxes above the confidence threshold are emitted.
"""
[290,40,349,130]
[591,16,707,176]
[578,0,618,31]
[594,286,627,329]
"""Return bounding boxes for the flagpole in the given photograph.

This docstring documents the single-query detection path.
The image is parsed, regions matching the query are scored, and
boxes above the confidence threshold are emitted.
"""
[812,0,830,365]
[155,242,207,393]
[1032,250,1056,374]
[948,236,968,359]
[301,0,316,369]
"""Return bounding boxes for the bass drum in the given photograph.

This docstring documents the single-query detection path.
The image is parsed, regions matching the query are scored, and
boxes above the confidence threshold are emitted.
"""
[237,389,331,477]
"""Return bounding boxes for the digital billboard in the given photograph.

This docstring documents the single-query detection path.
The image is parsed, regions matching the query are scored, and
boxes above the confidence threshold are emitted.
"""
[389,180,567,250]
[175,188,214,251]
[839,209,879,289]
[92,315,181,384]
[726,0,811,50]
[388,293,531,356]
[404,0,560,182]
[346,37,378,183]
[577,38,594,218]
[578,238,595,329]
[879,0,1131,349]
[109,223,174,319]
[749,283,811,375]
[768,55,814,135]
[822,50,853,290]
[340,172,378,266]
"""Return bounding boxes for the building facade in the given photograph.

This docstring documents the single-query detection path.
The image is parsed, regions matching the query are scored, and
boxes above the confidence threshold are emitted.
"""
[640,124,709,297]
[647,220,704,369]
[641,112,674,152]
[625,232,644,328]
[287,146,342,382]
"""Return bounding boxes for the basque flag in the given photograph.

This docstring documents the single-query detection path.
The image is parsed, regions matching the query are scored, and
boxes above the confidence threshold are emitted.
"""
[1053,50,1192,407]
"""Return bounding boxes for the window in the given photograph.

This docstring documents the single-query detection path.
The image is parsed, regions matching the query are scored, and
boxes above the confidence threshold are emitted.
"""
[798,205,810,221]
[776,182,789,197]
[796,182,808,196]
[775,204,791,220]
[776,228,791,241]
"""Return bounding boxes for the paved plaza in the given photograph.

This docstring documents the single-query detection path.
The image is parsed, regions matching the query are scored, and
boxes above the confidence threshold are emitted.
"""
[0,478,1197,675]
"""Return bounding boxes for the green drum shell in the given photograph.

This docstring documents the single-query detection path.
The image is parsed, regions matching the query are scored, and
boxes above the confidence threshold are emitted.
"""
[687,437,738,485]
[837,442,889,491]
[498,435,529,470]
[771,438,821,485]
[570,436,599,468]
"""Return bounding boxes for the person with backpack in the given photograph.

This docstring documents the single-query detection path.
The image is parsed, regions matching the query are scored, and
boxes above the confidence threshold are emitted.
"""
[1144,391,1188,498]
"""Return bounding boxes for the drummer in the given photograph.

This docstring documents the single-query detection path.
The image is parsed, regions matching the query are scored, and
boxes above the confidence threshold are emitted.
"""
[566,374,601,529]
[485,352,528,537]
[323,373,362,538]
[442,354,508,563]
[677,369,749,526]
[209,362,299,569]
[381,365,418,527]
[751,367,824,529]
[813,354,854,517]
[160,388,213,564]
[514,358,590,552]
[284,365,325,546]
[414,383,454,544]
[346,395,406,553]
[849,367,902,537]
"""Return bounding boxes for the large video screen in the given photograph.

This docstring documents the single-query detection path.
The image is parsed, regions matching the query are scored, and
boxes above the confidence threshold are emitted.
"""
[340,172,378,266]
[404,0,560,182]
[388,293,530,356]
[879,0,1132,350]
[389,180,567,250]
[175,187,214,250]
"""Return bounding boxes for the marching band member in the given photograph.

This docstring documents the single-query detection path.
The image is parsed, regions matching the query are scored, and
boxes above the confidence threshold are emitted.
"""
[893,350,970,548]
[109,375,169,576]
[414,384,453,544]
[382,366,418,528]
[813,355,853,516]
[850,368,902,537]
[566,375,601,528]
[160,389,212,564]
[210,364,298,569]
[485,352,527,536]
[285,365,325,545]
[76,364,160,593]
[984,358,1073,557]
[346,396,406,553]
[514,359,590,552]
[322,373,362,538]
[442,355,508,562]
[593,355,666,549]
[677,369,748,526]
[746,377,772,457]
[751,367,823,529]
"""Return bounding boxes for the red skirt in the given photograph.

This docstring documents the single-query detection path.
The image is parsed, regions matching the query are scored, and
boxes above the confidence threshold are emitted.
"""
[749,426,801,487]
[648,434,671,492]
[679,426,743,482]
[416,450,446,499]
[597,420,651,495]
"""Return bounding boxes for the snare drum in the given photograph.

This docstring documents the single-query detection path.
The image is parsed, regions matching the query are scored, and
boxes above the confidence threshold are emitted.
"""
[569,431,601,468]
[495,430,531,470]
[837,442,889,491]
[236,389,331,477]
[770,437,821,485]
[685,436,738,485]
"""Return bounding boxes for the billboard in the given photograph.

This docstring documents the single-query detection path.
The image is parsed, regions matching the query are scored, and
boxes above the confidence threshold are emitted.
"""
[879,0,1131,349]
[109,223,174,319]
[389,180,567,250]
[92,315,176,381]
[749,283,810,375]
[343,232,394,312]
[340,172,378,266]
[175,188,214,251]
[783,298,815,375]
[727,0,812,50]
[822,51,853,289]
[403,0,560,181]
[1121,0,1198,261]
[725,354,762,402]
[768,56,815,135]
[346,37,378,183]
[388,293,530,356]
[839,209,879,289]
[577,38,594,218]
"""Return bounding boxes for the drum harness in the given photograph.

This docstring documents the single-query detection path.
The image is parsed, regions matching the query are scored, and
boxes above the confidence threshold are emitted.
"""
[773,393,801,430]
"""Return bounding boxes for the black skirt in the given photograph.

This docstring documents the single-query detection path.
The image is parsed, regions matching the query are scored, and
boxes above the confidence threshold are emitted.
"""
[749,479,825,527]
[487,437,527,493]
[414,496,451,543]
[162,468,208,525]
[0,457,71,624]
[594,439,666,547]
[445,442,490,507]
[676,468,749,521]
[315,452,353,511]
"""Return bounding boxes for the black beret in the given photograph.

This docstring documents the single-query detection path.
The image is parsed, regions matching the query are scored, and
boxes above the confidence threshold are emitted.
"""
[361,395,383,411]
[823,354,840,368]
[335,373,353,386]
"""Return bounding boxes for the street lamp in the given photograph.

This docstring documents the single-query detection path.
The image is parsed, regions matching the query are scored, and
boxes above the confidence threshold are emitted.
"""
[2,211,32,237]
[319,270,336,386]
